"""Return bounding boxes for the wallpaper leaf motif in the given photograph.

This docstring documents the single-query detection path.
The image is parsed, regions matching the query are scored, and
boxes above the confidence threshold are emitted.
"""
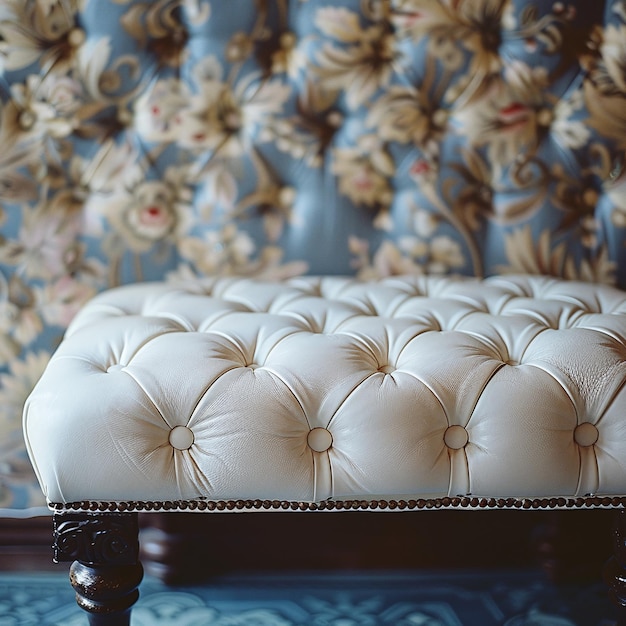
[0,0,625,509]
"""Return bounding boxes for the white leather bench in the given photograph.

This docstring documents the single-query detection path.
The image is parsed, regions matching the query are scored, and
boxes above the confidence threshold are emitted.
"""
[23,273,626,624]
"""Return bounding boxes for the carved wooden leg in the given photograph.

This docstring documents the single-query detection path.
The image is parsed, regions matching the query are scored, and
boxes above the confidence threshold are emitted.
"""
[53,512,143,626]
[604,508,626,625]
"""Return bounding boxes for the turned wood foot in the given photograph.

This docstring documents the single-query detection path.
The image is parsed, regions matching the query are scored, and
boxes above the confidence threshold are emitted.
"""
[604,508,626,625]
[70,560,143,626]
[53,512,143,626]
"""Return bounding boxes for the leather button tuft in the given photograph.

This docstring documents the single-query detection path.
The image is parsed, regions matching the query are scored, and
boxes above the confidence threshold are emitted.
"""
[18,110,36,131]
[378,365,395,374]
[574,423,599,447]
[280,32,297,49]
[67,28,86,48]
[444,425,469,450]
[308,427,333,453]
[107,364,125,373]
[169,426,195,450]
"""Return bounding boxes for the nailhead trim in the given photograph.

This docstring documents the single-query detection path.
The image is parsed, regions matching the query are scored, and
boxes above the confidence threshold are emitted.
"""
[49,496,626,513]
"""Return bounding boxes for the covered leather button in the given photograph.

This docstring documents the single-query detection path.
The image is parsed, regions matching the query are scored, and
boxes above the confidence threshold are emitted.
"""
[106,364,125,373]
[18,110,36,131]
[169,425,195,450]
[67,28,86,47]
[308,427,333,452]
[444,425,469,450]
[574,423,599,447]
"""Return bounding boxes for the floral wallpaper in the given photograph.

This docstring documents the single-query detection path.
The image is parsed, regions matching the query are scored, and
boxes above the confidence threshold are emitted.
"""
[0,0,625,510]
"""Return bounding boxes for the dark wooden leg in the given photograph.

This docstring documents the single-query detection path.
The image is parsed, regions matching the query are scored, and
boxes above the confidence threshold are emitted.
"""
[140,514,191,585]
[53,512,143,626]
[604,508,626,625]
[531,511,614,584]
[139,512,221,584]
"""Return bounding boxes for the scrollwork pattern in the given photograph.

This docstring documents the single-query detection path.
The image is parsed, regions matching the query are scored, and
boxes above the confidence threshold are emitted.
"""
[53,514,139,565]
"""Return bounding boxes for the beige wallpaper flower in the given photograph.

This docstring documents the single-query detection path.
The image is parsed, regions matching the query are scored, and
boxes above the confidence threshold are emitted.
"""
[0,0,625,509]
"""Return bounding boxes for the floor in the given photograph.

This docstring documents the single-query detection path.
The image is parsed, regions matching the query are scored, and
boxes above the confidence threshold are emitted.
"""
[0,569,619,625]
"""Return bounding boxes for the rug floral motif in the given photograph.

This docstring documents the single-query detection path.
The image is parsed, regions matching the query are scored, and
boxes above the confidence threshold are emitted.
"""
[0,571,617,626]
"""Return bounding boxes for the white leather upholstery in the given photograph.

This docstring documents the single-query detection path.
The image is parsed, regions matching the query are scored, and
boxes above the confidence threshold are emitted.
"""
[23,275,626,509]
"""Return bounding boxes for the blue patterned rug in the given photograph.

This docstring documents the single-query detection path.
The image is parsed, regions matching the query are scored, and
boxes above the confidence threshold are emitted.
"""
[0,570,618,625]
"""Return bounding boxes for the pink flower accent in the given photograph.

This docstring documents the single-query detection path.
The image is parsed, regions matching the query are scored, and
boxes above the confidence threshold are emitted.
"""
[524,38,538,52]
[400,12,424,28]
[410,159,431,177]
[498,102,531,130]
[140,206,164,223]
[353,167,374,191]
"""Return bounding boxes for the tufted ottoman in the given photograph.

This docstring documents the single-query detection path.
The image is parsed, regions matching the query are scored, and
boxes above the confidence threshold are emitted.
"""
[23,273,626,624]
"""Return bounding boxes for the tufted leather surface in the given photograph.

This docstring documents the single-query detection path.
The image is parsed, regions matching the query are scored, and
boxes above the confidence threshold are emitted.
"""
[23,275,626,506]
